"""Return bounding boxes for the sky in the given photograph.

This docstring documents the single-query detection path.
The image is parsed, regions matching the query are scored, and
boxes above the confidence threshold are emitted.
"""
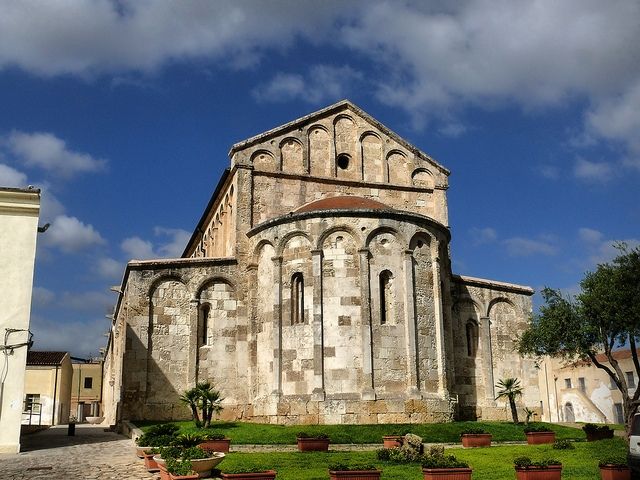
[0,1,638,358]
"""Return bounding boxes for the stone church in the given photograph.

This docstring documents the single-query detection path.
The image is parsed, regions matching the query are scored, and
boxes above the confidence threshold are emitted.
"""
[102,100,540,425]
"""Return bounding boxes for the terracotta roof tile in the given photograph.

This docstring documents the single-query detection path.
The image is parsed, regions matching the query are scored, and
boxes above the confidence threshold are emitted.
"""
[295,196,392,213]
[27,351,68,366]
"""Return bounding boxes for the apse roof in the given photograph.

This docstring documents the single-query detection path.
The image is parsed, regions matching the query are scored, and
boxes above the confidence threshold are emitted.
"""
[294,196,392,213]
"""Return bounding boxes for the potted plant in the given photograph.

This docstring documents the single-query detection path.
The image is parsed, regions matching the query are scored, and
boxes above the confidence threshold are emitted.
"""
[513,456,562,480]
[165,458,199,480]
[221,467,277,479]
[599,456,631,480]
[382,430,405,449]
[583,423,615,442]
[328,463,382,480]
[296,432,330,452]
[460,427,492,447]
[154,445,225,479]
[198,432,232,453]
[523,425,556,444]
[135,423,180,457]
[421,446,472,480]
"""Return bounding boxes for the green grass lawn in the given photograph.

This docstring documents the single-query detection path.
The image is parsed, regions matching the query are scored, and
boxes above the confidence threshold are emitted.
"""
[135,419,586,444]
[213,439,626,480]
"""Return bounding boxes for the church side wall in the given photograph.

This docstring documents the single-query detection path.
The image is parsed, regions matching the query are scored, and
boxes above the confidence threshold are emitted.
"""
[450,279,539,421]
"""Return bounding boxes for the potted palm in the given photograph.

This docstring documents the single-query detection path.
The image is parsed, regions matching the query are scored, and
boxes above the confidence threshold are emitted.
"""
[421,446,472,480]
[513,456,562,480]
[328,463,381,480]
[524,424,556,444]
[296,432,330,451]
[598,456,631,480]
[583,423,615,441]
[460,427,492,447]
[221,467,277,479]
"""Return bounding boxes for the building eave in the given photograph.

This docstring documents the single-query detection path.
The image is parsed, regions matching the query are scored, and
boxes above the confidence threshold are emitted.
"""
[452,274,534,295]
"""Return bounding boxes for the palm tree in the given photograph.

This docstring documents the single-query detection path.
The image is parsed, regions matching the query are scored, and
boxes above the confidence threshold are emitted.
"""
[196,382,223,428]
[179,387,201,424]
[495,377,523,424]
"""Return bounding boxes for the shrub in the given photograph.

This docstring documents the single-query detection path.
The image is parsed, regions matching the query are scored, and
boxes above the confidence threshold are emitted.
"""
[514,456,561,468]
[523,424,553,433]
[599,455,628,467]
[137,423,180,446]
[297,432,329,440]
[460,427,488,435]
[376,448,392,461]
[223,466,274,474]
[177,432,205,448]
[165,458,195,476]
[202,432,226,440]
[328,463,378,471]
[421,446,469,469]
[181,446,210,460]
[156,445,183,460]
[552,439,574,450]
[583,423,613,434]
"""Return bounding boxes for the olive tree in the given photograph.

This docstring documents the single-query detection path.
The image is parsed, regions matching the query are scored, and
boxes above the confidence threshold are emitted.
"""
[518,245,640,432]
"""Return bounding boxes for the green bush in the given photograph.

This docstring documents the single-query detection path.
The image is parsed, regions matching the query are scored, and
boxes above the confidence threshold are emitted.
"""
[598,455,628,467]
[297,432,329,440]
[513,456,561,468]
[421,445,469,469]
[583,423,613,434]
[177,432,205,447]
[552,439,574,450]
[328,463,378,471]
[181,446,210,460]
[202,432,226,440]
[165,458,195,476]
[523,424,553,433]
[460,427,488,435]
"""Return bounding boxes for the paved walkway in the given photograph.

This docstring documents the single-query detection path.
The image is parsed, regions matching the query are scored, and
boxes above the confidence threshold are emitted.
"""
[0,425,152,480]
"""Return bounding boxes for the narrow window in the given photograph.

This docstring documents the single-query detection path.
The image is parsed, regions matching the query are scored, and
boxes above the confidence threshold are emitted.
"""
[578,377,586,392]
[564,378,572,389]
[200,304,210,345]
[614,403,624,424]
[291,273,304,324]
[627,371,636,389]
[379,270,393,325]
[466,320,478,357]
[84,377,93,389]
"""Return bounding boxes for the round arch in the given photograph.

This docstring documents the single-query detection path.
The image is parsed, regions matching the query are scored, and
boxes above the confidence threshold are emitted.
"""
[276,230,313,256]
[316,224,362,250]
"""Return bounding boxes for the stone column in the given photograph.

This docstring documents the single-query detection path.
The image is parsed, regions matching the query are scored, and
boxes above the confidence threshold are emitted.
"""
[246,263,258,397]
[272,256,283,396]
[403,249,420,397]
[311,249,325,401]
[188,298,200,386]
[358,248,375,400]
[431,245,448,397]
[480,316,496,403]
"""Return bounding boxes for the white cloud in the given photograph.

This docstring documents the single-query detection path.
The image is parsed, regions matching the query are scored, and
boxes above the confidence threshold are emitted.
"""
[503,236,558,257]
[61,290,114,314]
[0,163,27,186]
[578,227,604,245]
[573,158,614,182]
[122,227,191,260]
[43,215,106,253]
[29,315,109,358]
[121,236,155,260]
[253,65,362,104]
[5,131,106,178]
[469,227,497,245]
[577,227,640,266]
[95,257,124,280]
[31,286,55,307]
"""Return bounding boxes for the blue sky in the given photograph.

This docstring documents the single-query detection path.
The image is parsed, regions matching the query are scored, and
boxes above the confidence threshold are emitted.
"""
[0,1,638,358]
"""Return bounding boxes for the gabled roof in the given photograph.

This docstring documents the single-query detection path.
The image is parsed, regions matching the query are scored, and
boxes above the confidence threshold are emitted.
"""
[27,351,68,366]
[228,99,450,175]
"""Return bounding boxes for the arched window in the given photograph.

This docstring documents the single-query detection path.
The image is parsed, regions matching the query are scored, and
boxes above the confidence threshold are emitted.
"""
[291,273,304,325]
[379,270,393,325]
[200,304,210,346]
[466,320,478,356]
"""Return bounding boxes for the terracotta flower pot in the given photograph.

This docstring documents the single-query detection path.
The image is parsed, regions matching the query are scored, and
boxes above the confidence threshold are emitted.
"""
[221,471,277,479]
[515,465,562,480]
[461,433,492,447]
[199,438,231,453]
[158,462,171,480]
[422,467,473,480]
[329,469,382,480]
[599,464,631,480]
[136,446,152,458]
[297,437,330,452]
[382,435,403,449]
[525,431,556,444]
[169,474,199,480]
[143,453,160,473]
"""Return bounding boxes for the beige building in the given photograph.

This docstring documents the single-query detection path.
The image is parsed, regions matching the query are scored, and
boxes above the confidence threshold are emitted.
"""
[71,360,103,421]
[22,351,73,426]
[0,187,40,453]
[539,350,639,424]
[103,100,539,426]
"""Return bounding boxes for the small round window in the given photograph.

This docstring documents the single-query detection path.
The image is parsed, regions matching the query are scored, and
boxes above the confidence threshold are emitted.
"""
[337,154,350,170]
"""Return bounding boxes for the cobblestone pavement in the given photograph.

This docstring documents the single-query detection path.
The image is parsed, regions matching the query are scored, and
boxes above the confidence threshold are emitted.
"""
[0,425,154,480]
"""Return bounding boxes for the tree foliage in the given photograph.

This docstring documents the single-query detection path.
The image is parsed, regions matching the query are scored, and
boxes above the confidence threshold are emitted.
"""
[518,244,640,430]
